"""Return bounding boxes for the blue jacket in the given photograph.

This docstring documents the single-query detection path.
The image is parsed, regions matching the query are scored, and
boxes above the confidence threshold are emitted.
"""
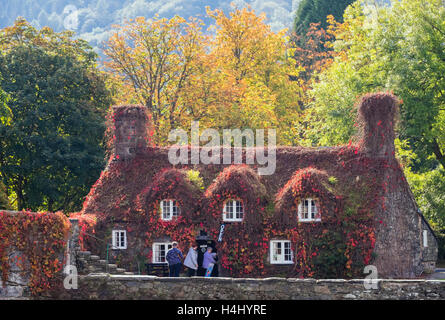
[203,251,216,269]
[166,247,183,265]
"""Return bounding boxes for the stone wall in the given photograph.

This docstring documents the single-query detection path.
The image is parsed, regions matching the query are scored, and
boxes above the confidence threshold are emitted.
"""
[421,217,438,273]
[0,250,30,298]
[373,163,439,278]
[61,275,445,300]
[0,215,75,299]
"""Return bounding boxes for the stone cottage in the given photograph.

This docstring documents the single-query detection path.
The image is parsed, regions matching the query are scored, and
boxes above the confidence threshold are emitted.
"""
[78,93,437,279]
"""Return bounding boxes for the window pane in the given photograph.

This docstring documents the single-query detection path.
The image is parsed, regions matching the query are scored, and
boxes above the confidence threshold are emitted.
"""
[160,244,165,262]
[276,242,282,256]
[284,242,291,261]
[114,232,118,247]
[162,201,169,219]
[226,201,233,219]
[311,200,317,219]
[235,200,243,219]
[172,200,179,217]
[303,200,309,219]
[272,242,278,261]
[272,244,276,258]
[154,244,168,263]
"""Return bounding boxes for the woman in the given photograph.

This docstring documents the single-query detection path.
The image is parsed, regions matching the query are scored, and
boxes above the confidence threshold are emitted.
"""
[183,243,198,276]
[203,247,217,277]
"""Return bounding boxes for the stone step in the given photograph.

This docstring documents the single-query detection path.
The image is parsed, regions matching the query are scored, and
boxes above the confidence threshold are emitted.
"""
[88,265,102,273]
[98,260,107,265]
[90,255,100,261]
[124,272,134,275]
[77,258,87,264]
[116,268,126,273]
[78,251,91,258]
[107,265,117,272]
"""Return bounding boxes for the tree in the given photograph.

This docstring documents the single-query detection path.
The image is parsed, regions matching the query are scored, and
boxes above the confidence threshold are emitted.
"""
[294,0,355,41]
[0,83,9,125]
[0,81,11,211]
[290,22,335,85]
[104,15,207,144]
[105,8,303,145]
[0,18,112,212]
[198,7,302,145]
[305,0,445,170]
[0,180,10,210]
[303,0,445,254]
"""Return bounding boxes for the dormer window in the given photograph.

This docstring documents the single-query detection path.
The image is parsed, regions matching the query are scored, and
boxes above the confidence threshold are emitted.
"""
[223,199,243,222]
[160,200,180,221]
[298,198,321,222]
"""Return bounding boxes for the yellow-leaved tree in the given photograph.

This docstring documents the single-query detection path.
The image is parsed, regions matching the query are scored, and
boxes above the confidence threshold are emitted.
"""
[105,8,303,145]
[197,7,303,145]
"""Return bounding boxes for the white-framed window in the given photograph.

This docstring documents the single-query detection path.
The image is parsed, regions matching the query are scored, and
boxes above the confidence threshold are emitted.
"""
[223,199,244,222]
[112,230,127,249]
[270,240,293,264]
[152,242,173,263]
[160,200,180,221]
[423,230,428,248]
[298,198,321,222]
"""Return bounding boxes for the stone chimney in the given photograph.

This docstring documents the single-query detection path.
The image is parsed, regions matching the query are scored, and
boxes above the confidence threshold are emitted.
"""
[113,105,149,161]
[356,93,399,158]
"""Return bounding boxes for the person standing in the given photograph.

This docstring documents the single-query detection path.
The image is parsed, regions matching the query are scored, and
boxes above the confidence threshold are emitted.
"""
[166,241,183,277]
[183,243,198,276]
[203,247,216,277]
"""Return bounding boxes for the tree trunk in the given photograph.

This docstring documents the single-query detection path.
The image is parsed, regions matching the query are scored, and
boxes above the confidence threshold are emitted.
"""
[15,185,24,211]
[431,138,445,169]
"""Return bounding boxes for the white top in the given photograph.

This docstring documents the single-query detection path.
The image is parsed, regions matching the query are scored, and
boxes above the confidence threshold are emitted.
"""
[183,247,198,270]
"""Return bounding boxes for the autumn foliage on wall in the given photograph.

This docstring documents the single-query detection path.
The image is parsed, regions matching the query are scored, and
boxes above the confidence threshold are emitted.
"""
[0,211,70,295]
[78,92,414,278]
[270,167,374,278]
[134,168,202,261]
[201,165,269,277]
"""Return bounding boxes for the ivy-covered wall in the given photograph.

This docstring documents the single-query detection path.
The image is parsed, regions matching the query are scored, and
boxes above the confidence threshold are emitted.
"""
[79,93,437,279]
[0,210,71,297]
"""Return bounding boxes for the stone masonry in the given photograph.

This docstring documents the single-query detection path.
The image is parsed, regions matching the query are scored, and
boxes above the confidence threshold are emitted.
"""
[60,275,445,300]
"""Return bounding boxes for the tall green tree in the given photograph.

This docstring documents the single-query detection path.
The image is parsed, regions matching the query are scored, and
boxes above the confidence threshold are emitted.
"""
[294,0,355,40]
[0,18,112,212]
[0,180,10,210]
[0,81,9,125]
[0,82,11,210]
[306,0,445,170]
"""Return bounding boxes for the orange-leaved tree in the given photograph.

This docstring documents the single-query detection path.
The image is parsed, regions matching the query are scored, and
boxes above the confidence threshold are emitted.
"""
[105,8,304,145]
[104,15,207,144]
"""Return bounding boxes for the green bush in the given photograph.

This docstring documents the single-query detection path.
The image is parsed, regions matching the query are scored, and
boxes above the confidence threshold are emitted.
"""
[186,169,204,190]
[0,181,10,210]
